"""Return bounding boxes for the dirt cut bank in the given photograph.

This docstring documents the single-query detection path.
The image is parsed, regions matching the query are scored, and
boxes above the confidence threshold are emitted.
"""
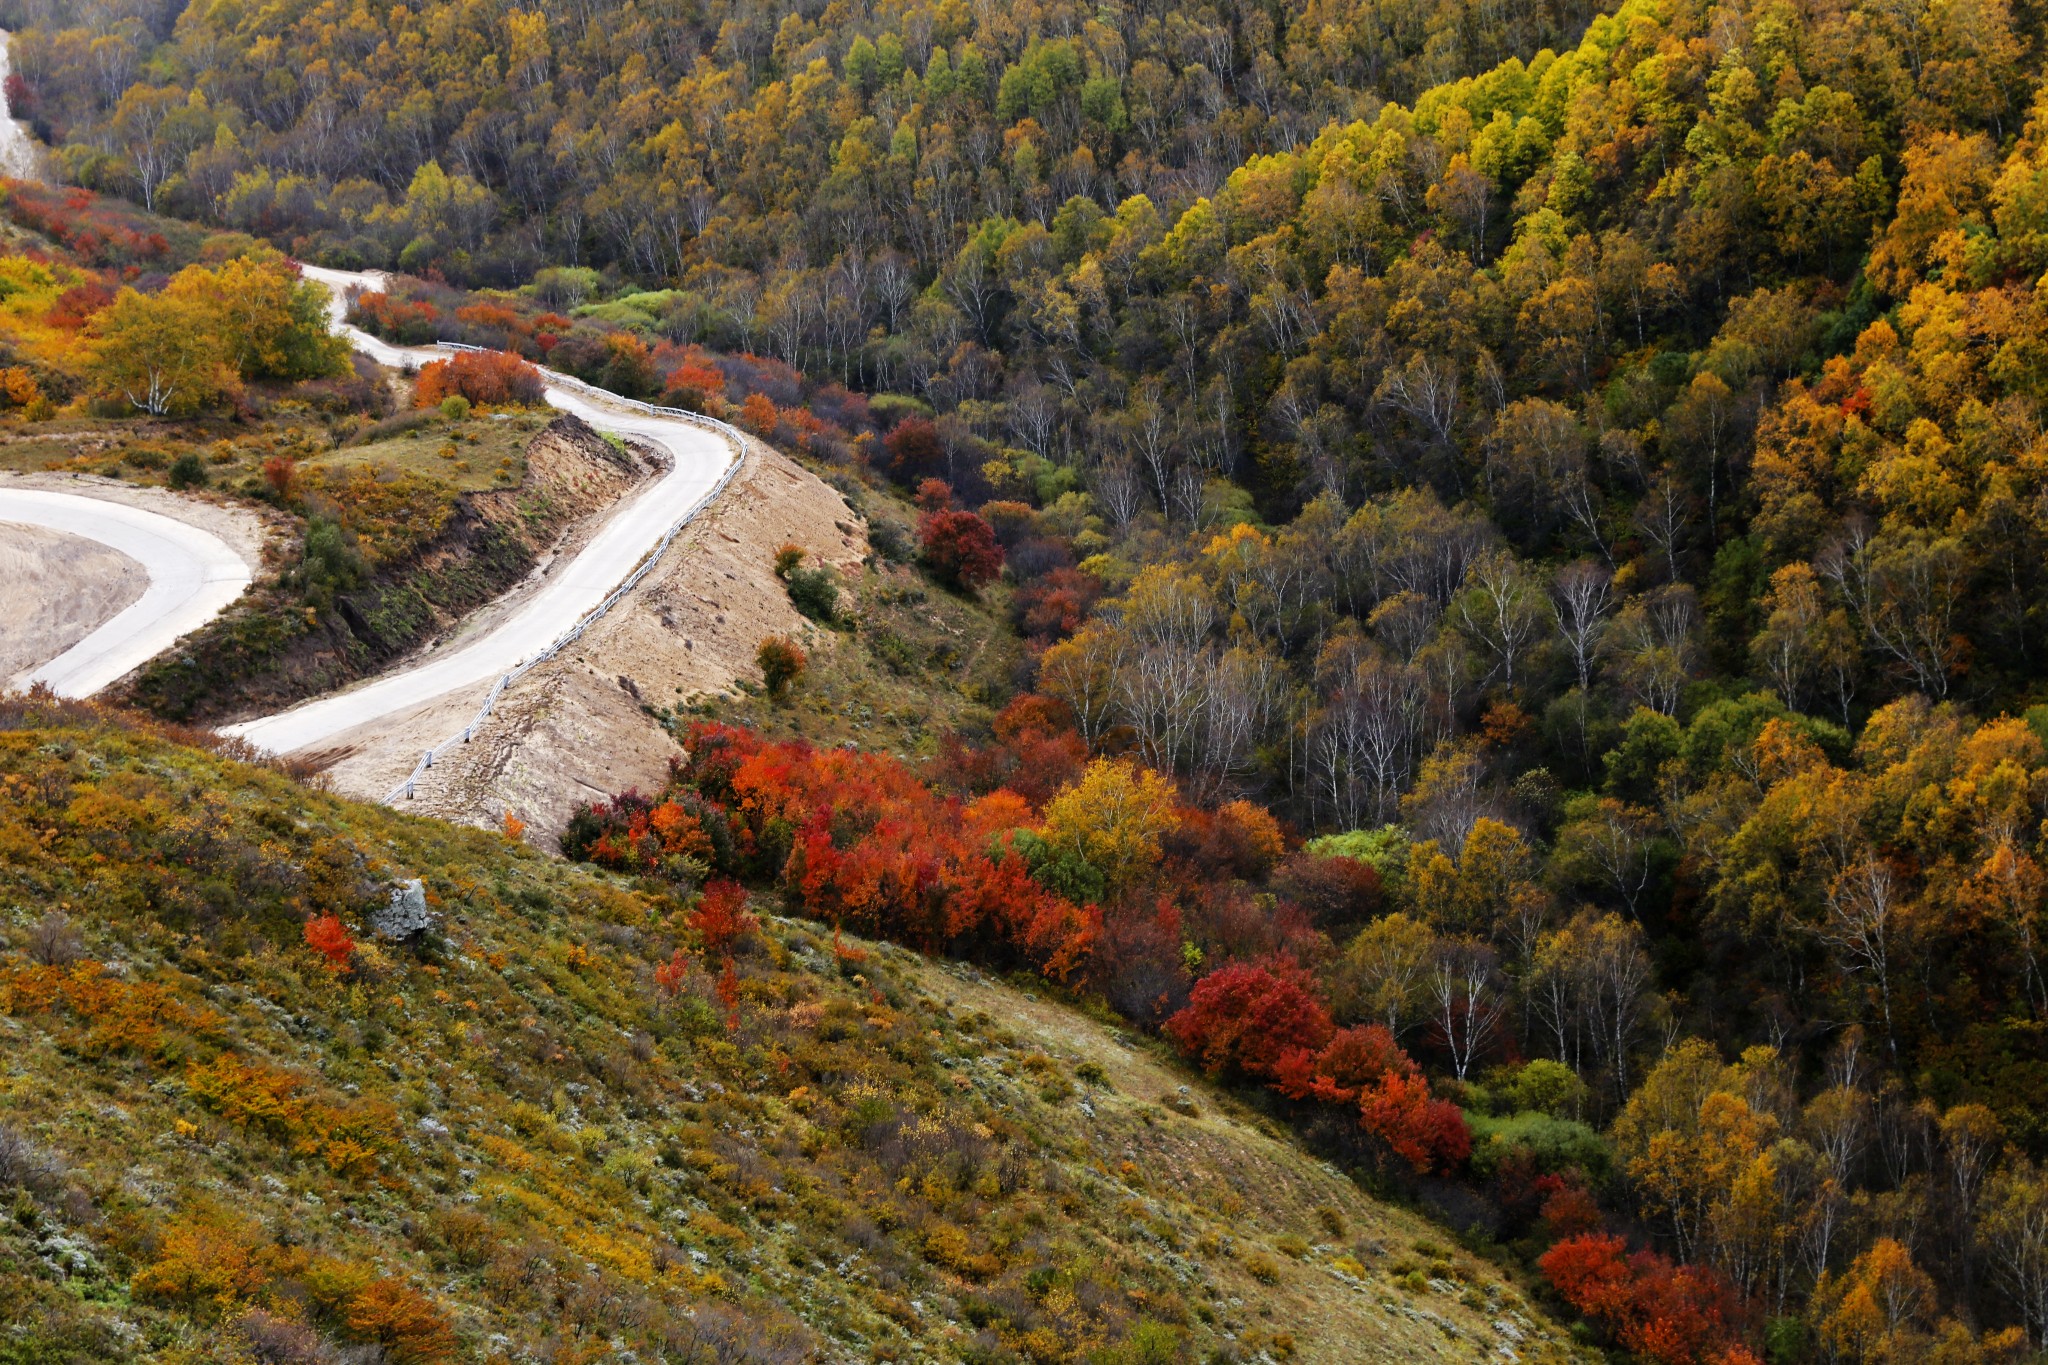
[309,434,867,841]
[121,413,651,723]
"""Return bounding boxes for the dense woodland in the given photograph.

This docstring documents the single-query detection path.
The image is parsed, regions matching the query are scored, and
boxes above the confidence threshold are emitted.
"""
[18,0,2048,1359]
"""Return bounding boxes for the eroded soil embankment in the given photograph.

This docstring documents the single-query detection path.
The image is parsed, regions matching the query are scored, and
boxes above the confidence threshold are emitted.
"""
[314,435,868,841]
[119,414,648,723]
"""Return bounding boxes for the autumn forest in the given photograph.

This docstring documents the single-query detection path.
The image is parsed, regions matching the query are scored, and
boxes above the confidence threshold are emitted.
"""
[12,0,2048,1359]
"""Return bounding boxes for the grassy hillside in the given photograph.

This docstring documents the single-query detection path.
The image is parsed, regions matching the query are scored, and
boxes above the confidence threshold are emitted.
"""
[0,694,1579,1365]
[698,479,1030,756]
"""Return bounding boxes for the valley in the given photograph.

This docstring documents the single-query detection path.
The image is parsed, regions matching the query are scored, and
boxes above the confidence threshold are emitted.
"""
[11,0,2048,1360]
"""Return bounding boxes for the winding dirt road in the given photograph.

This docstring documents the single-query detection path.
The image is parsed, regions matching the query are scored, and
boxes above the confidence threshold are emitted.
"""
[0,273,739,753]
[222,268,740,757]
[0,67,742,765]
[0,490,254,696]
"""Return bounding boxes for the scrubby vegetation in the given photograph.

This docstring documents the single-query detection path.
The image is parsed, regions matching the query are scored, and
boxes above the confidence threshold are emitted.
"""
[0,693,1568,1365]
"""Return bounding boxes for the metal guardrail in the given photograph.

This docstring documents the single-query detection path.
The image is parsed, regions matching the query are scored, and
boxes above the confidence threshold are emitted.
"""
[381,342,747,805]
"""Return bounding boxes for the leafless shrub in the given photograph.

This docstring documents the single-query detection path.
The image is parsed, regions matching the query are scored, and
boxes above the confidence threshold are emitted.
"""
[238,1310,345,1365]
[26,910,83,966]
[0,1123,64,1198]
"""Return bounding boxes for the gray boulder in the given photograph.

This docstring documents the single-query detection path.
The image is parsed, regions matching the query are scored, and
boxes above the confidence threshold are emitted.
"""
[372,878,433,940]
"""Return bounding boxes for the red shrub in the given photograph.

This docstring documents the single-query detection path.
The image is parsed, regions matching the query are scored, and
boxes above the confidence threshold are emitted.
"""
[689,879,757,955]
[303,914,355,971]
[1541,1235,1634,1321]
[2,183,168,265]
[919,509,1004,589]
[1270,1024,1414,1105]
[886,417,944,481]
[590,722,1101,982]
[261,455,297,499]
[716,957,742,1030]
[454,301,527,341]
[1084,892,1191,1025]
[1012,566,1103,642]
[662,351,729,409]
[351,291,444,345]
[45,279,114,330]
[1539,1235,1745,1365]
[1169,799,1287,881]
[934,695,1086,806]
[654,948,690,998]
[1269,852,1383,930]
[1540,1177,1607,1239]
[1358,1068,1471,1173]
[1165,957,1333,1083]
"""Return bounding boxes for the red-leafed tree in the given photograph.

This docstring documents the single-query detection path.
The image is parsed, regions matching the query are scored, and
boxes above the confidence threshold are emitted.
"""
[261,454,297,500]
[1541,1234,1636,1321]
[662,354,728,409]
[919,508,1005,590]
[1270,1023,1415,1105]
[935,695,1086,806]
[1164,956,1334,1083]
[690,879,757,955]
[1269,852,1384,931]
[1538,1174,1607,1239]
[653,947,690,998]
[1358,1068,1471,1173]
[716,957,742,1030]
[884,417,943,481]
[1011,565,1103,643]
[1539,1234,1747,1365]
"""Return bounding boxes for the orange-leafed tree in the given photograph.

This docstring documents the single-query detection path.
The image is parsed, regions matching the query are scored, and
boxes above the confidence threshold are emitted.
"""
[413,349,544,407]
[343,1278,458,1364]
[303,914,355,971]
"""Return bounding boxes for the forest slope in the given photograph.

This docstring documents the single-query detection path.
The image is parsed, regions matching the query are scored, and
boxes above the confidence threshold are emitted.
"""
[4,0,1599,294]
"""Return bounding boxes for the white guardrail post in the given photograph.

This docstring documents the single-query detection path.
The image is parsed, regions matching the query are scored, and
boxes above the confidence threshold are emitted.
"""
[381,341,747,805]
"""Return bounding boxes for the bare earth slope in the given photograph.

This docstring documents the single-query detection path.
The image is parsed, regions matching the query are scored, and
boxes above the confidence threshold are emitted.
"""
[0,522,145,678]
[310,435,867,840]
